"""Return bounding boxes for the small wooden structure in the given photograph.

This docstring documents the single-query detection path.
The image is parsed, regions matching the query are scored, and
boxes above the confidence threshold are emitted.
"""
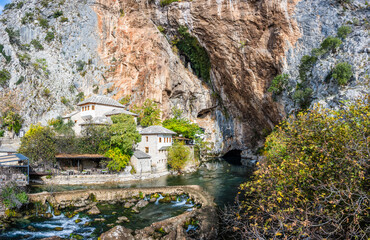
[0,153,30,186]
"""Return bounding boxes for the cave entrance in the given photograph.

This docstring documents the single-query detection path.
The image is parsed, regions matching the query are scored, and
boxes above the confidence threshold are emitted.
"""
[222,150,242,166]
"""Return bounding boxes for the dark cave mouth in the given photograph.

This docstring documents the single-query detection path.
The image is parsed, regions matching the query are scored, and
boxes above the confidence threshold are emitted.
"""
[222,150,242,166]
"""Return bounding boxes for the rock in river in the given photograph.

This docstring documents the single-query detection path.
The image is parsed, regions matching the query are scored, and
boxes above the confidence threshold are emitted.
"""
[100,225,134,240]
[87,206,101,215]
[135,200,149,208]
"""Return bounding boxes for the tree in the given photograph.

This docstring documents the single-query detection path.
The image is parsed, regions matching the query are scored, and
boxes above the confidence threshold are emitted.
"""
[18,124,56,169]
[48,116,75,136]
[223,96,369,239]
[167,141,191,171]
[332,62,352,85]
[267,73,289,95]
[337,25,352,39]
[132,99,161,127]
[2,111,23,137]
[103,114,141,172]
[162,107,202,139]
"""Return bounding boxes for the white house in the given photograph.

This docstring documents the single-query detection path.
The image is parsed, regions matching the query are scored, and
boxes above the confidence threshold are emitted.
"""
[63,95,138,135]
[131,126,176,174]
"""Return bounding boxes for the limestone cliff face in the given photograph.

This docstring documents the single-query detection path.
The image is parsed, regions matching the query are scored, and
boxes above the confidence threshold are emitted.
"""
[0,0,368,155]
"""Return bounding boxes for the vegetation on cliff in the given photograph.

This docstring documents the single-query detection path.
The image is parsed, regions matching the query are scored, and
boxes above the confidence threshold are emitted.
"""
[222,96,369,239]
[167,141,191,171]
[132,99,161,127]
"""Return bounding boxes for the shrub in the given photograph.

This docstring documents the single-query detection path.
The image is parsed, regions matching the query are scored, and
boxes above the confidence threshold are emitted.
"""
[104,148,130,172]
[320,36,342,52]
[75,60,86,71]
[232,96,369,239]
[60,17,68,23]
[175,26,211,83]
[157,25,165,33]
[43,88,51,97]
[16,76,25,85]
[160,0,179,6]
[41,0,51,8]
[0,44,11,63]
[45,31,55,42]
[2,111,23,134]
[61,96,69,105]
[267,73,289,95]
[332,62,352,85]
[337,25,352,39]
[75,92,85,104]
[16,2,24,9]
[292,87,313,109]
[53,10,63,18]
[119,95,131,106]
[0,182,28,209]
[38,17,49,29]
[31,39,44,50]
[167,141,191,171]
[132,99,161,127]
[0,69,11,88]
[3,3,15,11]
[5,28,20,45]
[0,130,4,137]
[21,12,34,24]
[299,55,317,81]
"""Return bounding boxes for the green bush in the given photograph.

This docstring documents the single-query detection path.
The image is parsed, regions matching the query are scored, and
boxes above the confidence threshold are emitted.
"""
[3,3,15,11]
[60,17,68,23]
[299,55,317,81]
[167,141,191,171]
[0,182,28,209]
[75,92,85,104]
[0,69,11,88]
[267,73,289,95]
[0,130,4,137]
[175,26,211,83]
[45,31,55,42]
[160,0,179,6]
[132,99,161,127]
[0,44,11,63]
[75,60,86,71]
[337,25,352,39]
[2,111,23,134]
[292,87,313,109]
[61,96,69,105]
[21,12,34,24]
[38,17,49,29]
[332,62,352,85]
[31,39,44,50]
[5,28,20,45]
[43,88,51,97]
[53,10,63,18]
[16,76,25,85]
[233,96,369,239]
[16,2,24,9]
[320,36,342,52]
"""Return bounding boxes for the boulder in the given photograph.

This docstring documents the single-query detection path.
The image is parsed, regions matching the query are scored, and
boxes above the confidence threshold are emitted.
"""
[135,200,149,208]
[27,225,36,232]
[40,237,65,240]
[149,198,156,203]
[131,206,139,213]
[87,206,101,215]
[116,216,130,223]
[124,202,134,208]
[94,218,106,222]
[54,227,63,231]
[100,225,134,240]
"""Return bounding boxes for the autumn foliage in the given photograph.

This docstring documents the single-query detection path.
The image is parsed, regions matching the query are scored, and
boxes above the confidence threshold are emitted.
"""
[223,96,369,239]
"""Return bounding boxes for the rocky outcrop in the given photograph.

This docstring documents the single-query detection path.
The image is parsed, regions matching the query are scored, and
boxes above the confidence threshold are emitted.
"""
[0,0,368,154]
[100,225,135,240]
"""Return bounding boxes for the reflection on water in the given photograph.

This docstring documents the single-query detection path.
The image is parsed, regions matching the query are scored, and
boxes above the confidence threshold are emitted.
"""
[31,158,252,206]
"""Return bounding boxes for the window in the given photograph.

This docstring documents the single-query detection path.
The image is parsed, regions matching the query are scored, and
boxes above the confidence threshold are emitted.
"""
[146,136,148,142]
[75,120,77,123]
[87,106,90,110]
[145,147,149,153]
[92,105,95,110]
[159,137,162,143]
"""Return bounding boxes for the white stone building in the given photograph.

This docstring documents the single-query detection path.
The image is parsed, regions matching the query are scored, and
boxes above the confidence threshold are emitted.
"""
[63,95,137,135]
[131,126,176,174]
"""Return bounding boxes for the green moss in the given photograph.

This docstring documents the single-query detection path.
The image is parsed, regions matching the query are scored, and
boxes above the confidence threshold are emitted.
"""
[175,26,211,83]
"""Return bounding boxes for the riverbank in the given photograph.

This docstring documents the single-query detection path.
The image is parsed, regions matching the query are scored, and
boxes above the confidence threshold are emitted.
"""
[38,171,171,185]
[1,185,217,239]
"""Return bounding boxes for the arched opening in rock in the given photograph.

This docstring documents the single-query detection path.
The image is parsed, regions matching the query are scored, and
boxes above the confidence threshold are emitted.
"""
[222,150,242,166]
